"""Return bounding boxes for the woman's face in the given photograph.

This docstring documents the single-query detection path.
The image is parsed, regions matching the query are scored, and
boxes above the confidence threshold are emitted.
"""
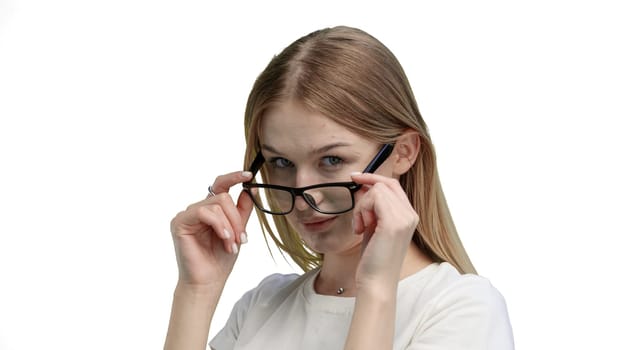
[259,100,395,255]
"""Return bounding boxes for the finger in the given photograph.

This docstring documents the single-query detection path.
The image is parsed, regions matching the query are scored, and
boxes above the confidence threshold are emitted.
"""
[358,210,375,253]
[195,205,234,242]
[352,190,377,235]
[352,211,364,235]
[235,191,254,244]
[361,227,373,252]
[208,195,246,244]
[237,190,254,227]
[355,189,377,232]
[183,188,253,247]
[171,204,215,235]
[350,172,403,192]
[195,190,255,245]
[196,205,238,254]
[360,208,377,234]
[171,208,200,232]
[172,204,234,250]
[353,174,412,215]
[208,191,255,246]
[211,170,253,195]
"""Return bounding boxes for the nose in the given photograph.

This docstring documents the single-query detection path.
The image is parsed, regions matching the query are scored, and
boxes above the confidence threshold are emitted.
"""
[292,171,324,212]
[294,194,311,211]
[303,193,317,207]
[294,189,325,212]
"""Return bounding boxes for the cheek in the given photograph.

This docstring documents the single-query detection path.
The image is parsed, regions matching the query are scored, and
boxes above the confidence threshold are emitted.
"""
[374,159,397,178]
[283,214,297,230]
[333,212,356,236]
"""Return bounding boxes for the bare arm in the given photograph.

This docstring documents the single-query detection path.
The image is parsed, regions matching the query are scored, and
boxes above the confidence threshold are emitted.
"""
[164,282,224,350]
[344,284,398,350]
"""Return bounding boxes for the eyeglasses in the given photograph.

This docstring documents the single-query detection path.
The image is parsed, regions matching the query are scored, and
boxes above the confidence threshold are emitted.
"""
[242,144,394,215]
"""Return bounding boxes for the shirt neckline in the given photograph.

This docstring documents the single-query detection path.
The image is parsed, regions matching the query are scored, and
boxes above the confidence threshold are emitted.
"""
[300,262,440,314]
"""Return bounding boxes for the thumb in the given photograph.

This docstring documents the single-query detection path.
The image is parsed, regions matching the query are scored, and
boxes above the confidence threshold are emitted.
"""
[237,190,255,228]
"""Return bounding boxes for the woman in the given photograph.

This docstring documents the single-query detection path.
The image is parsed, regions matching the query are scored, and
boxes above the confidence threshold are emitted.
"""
[165,26,514,349]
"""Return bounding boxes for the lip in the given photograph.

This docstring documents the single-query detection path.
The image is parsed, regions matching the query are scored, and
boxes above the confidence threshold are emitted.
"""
[301,216,337,232]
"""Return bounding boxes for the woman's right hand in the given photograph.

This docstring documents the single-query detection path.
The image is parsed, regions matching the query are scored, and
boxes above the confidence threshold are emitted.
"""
[170,171,254,288]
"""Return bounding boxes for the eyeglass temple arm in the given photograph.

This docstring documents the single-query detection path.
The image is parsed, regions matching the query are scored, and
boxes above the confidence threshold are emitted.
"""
[362,144,394,173]
[247,152,265,177]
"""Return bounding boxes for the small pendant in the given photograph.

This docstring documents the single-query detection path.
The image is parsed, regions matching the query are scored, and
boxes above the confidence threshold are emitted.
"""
[337,287,345,295]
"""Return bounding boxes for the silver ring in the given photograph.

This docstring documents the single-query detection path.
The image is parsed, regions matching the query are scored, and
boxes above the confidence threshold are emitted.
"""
[207,185,217,198]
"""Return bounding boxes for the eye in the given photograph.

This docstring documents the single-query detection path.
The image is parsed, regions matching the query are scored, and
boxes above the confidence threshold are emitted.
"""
[321,156,343,167]
[268,157,294,169]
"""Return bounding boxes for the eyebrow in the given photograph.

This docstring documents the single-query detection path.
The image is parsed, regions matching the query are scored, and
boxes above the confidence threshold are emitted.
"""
[261,142,353,155]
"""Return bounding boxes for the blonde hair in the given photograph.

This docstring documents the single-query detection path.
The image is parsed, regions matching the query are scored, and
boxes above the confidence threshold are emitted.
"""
[243,26,477,275]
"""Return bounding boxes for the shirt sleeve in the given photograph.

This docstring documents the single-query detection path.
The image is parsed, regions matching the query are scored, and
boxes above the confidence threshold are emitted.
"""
[209,273,300,350]
[208,287,254,350]
[407,275,515,350]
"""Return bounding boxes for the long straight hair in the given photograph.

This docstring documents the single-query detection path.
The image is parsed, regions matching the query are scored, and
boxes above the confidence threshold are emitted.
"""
[243,26,476,274]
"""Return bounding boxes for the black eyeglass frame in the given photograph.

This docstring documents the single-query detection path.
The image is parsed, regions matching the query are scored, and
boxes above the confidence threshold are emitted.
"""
[242,143,395,215]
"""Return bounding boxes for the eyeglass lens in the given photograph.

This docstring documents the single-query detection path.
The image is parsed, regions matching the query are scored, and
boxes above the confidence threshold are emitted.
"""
[250,186,353,214]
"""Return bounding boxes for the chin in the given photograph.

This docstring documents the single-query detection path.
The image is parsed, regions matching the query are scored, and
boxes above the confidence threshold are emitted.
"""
[300,227,362,255]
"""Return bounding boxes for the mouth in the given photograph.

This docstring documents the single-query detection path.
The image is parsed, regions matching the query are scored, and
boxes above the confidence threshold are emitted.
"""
[301,216,337,232]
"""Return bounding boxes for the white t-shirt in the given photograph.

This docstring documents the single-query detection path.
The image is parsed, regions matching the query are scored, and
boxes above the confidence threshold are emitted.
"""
[210,262,514,349]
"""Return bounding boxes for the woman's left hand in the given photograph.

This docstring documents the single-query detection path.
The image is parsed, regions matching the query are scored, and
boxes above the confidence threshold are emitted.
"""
[350,172,420,291]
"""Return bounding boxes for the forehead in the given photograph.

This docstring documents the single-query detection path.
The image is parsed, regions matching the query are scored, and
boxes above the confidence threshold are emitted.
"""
[259,100,362,150]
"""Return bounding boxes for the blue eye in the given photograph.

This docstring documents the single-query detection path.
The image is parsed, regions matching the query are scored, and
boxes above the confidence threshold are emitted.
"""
[269,157,293,169]
[321,156,343,166]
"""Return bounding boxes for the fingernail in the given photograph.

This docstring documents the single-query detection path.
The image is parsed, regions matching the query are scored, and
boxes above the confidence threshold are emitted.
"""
[231,243,239,254]
[350,171,362,177]
[240,232,248,244]
[223,229,232,240]
[241,171,253,178]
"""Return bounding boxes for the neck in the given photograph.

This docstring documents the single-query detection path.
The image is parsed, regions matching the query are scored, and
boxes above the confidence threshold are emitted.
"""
[314,241,434,297]
[315,249,360,297]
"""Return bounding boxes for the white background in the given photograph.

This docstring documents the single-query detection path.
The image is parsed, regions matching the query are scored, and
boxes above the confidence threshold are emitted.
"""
[1,1,621,349]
